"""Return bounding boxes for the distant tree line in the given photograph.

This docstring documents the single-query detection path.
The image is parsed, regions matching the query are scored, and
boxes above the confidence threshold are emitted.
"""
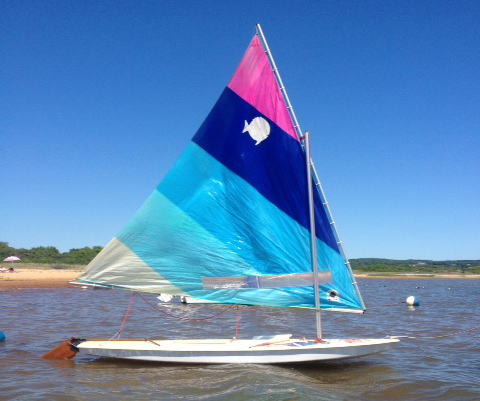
[0,242,102,265]
[1,242,479,273]
[350,258,480,274]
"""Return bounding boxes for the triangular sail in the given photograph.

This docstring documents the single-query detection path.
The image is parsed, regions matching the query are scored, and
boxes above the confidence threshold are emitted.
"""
[77,32,364,312]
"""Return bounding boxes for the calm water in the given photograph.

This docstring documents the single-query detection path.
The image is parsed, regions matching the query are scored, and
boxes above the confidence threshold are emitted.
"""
[0,279,478,400]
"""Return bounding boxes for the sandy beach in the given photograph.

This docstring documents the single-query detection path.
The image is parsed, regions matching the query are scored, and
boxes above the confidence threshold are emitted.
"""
[0,269,477,290]
[0,269,81,289]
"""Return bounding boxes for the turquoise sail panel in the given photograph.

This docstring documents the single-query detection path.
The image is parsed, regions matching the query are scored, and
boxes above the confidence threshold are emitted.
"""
[114,142,360,309]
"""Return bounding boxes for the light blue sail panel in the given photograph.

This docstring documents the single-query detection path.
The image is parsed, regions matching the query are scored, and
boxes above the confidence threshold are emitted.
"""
[114,143,361,310]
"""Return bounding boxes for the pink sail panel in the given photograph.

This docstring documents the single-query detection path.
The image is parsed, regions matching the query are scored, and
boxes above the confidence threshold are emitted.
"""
[228,35,298,141]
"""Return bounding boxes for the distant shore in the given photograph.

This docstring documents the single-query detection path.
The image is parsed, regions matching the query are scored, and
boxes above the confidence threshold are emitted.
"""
[0,269,81,289]
[355,273,479,279]
[0,268,478,290]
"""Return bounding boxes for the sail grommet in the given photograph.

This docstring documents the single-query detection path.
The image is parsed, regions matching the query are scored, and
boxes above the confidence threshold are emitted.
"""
[327,290,340,302]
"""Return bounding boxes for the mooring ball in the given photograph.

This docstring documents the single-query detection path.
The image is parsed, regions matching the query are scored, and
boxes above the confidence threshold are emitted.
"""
[0,331,5,341]
[406,296,420,306]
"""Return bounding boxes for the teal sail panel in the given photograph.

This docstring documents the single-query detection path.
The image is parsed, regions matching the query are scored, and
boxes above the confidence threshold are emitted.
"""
[77,33,364,312]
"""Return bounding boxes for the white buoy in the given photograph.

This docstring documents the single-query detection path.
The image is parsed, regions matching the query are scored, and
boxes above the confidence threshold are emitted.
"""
[406,296,420,306]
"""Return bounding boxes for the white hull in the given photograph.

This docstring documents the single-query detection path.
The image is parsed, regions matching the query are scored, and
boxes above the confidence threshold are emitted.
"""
[76,337,399,364]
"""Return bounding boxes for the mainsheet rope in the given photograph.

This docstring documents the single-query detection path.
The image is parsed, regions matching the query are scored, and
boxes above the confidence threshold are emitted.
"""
[118,292,135,336]
[115,295,479,341]
[135,292,238,321]
[235,305,240,339]
[110,293,136,339]
[113,292,240,339]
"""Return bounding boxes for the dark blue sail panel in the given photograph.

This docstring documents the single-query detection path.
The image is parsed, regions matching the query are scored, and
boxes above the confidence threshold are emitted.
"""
[192,87,339,254]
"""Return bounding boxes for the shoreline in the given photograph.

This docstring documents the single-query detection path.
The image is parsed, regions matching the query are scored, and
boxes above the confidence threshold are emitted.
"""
[355,273,479,279]
[0,269,478,290]
[0,269,81,289]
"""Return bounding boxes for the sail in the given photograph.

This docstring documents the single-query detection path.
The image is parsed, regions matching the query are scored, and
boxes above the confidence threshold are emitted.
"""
[77,33,364,312]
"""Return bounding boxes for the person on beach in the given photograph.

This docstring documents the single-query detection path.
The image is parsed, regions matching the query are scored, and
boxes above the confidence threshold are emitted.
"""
[0,266,6,273]
[8,267,14,273]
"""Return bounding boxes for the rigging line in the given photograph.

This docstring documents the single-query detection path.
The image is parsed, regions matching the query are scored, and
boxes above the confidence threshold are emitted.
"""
[235,305,240,339]
[111,292,136,340]
[389,326,480,340]
[136,292,237,321]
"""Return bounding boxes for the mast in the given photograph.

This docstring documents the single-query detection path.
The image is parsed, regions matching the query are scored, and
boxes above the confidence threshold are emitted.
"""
[255,23,366,312]
[305,131,322,339]
[256,24,322,337]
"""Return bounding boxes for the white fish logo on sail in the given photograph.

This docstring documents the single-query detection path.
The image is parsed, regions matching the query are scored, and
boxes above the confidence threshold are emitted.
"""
[243,117,270,145]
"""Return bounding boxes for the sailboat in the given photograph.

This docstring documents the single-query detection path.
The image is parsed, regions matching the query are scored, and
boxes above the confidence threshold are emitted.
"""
[45,25,399,364]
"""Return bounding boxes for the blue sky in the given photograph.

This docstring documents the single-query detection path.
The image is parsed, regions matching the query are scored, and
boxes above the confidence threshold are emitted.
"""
[2,0,479,260]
